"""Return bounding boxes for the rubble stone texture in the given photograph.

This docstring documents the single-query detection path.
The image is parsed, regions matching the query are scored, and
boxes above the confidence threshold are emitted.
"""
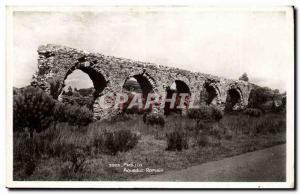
[31,44,255,120]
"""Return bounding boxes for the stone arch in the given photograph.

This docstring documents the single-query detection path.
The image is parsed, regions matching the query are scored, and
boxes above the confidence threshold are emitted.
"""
[33,44,256,120]
[121,71,157,114]
[123,73,155,97]
[167,75,191,90]
[62,66,108,100]
[164,79,191,115]
[225,87,244,111]
[126,69,157,93]
[200,82,221,105]
[58,63,110,120]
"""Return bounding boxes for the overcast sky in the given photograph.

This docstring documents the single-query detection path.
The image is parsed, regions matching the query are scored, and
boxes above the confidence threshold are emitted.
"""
[12,7,293,92]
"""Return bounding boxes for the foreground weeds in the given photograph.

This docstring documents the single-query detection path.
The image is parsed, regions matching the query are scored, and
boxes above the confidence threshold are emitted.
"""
[14,112,286,181]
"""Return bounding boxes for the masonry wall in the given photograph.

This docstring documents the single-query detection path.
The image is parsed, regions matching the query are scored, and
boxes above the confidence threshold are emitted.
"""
[31,44,254,120]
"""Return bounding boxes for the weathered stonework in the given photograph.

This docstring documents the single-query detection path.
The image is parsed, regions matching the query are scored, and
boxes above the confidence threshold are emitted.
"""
[31,44,255,120]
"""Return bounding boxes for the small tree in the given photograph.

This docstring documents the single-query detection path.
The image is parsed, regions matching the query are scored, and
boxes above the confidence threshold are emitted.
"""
[13,86,56,137]
[248,87,274,109]
[53,102,93,126]
[239,72,249,82]
[13,86,56,177]
[48,78,62,99]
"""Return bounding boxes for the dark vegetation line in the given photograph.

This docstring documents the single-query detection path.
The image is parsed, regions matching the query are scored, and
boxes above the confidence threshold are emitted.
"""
[13,80,286,181]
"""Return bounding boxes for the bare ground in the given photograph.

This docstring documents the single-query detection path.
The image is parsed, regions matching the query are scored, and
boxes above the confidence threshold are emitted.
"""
[142,144,286,182]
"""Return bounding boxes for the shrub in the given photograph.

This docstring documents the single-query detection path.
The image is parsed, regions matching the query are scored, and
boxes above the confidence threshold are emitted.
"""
[23,158,37,177]
[208,125,222,140]
[94,129,139,155]
[271,101,285,113]
[53,103,93,126]
[196,134,221,147]
[61,94,94,110]
[187,108,200,119]
[13,133,39,178]
[13,87,55,178]
[224,130,234,140]
[248,87,279,110]
[254,115,286,134]
[196,134,209,147]
[166,131,189,151]
[48,78,62,99]
[65,104,93,126]
[186,120,209,135]
[62,147,86,173]
[59,147,87,180]
[187,105,223,122]
[244,108,263,117]
[143,113,165,127]
[13,86,56,136]
[109,113,132,123]
[239,72,249,82]
[53,102,68,123]
[212,106,223,121]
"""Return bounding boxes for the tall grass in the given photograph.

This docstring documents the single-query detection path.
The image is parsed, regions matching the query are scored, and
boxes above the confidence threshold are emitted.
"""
[13,112,286,181]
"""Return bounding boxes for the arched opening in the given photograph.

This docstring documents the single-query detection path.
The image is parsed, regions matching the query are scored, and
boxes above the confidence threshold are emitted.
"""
[60,67,107,110]
[122,74,154,114]
[225,88,242,111]
[164,80,191,115]
[131,74,154,98]
[201,83,219,105]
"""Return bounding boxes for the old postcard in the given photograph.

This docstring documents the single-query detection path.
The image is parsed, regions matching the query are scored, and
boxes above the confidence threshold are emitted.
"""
[6,6,294,189]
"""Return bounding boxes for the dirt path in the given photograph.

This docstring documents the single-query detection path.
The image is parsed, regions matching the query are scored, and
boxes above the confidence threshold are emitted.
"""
[142,144,286,182]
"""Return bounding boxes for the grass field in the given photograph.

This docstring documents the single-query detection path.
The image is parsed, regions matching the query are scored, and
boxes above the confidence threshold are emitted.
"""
[13,112,286,181]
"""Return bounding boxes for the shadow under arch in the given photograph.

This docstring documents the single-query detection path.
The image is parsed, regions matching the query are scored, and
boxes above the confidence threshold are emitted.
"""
[225,87,243,111]
[123,73,154,97]
[200,82,221,105]
[122,73,156,114]
[164,80,191,115]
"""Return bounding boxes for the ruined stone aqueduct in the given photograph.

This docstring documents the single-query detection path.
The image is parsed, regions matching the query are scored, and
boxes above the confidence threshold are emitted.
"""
[31,44,255,120]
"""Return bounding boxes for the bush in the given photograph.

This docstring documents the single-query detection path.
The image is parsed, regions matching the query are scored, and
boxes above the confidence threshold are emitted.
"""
[187,121,222,147]
[13,86,56,135]
[94,129,139,155]
[59,147,87,180]
[186,120,209,135]
[109,113,132,123]
[53,103,93,126]
[143,113,165,127]
[48,78,62,99]
[254,115,286,134]
[62,147,86,173]
[239,72,249,82]
[224,130,234,140]
[166,131,189,151]
[208,125,222,140]
[65,104,93,126]
[13,86,55,179]
[247,87,280,111]
[244,108,263,117]
[212,106,223,121]
[61,94,94,110]
[196,134,221,147]
[187,105,223,122]
[53,102,68,123]
[13,133,39,178]
[196,134,209,147]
